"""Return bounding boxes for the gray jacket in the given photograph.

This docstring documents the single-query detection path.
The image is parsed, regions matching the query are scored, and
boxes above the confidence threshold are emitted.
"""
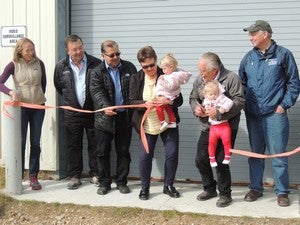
[189,64,245,131]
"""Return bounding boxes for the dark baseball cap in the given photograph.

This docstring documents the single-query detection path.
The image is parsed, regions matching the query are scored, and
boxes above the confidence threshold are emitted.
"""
[243,20,273,34]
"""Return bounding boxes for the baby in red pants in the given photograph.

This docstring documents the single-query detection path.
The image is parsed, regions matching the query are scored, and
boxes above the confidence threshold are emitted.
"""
[201,80,233,167]
[156,53,192,130]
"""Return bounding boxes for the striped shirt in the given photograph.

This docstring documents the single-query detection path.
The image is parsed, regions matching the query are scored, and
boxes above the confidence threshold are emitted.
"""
[143,75,168,135]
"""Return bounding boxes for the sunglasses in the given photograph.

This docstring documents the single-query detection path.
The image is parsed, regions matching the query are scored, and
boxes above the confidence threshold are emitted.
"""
[141,63,156,70]
[104,52,121,58]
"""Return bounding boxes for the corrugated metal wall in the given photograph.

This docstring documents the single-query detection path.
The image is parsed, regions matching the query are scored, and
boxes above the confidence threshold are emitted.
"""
[71,0,300,183]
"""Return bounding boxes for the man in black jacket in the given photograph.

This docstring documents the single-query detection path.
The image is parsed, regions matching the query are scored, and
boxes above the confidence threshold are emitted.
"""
[54,34,101,189]
[90,40,137,195]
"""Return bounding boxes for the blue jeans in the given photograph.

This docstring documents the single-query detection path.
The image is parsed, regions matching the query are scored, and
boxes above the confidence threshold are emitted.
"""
[21,107,45,177]
[245,112,289,195]
[139,127,179,188]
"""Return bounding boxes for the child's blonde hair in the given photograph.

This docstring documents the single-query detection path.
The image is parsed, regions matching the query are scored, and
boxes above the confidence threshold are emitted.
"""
[200,80,220,97]
[160,53,178,70]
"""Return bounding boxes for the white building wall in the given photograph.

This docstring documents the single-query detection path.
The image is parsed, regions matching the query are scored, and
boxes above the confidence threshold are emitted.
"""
[0,0,58,172]
[71,0,300,184]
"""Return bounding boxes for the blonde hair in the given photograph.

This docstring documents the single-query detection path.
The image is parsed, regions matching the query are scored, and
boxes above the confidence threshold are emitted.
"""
[13,38,38,62]
[200,80,220,97]
[160,53,178,70]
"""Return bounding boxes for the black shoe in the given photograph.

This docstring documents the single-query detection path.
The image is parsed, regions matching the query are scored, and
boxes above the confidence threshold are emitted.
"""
[163,186,180,198]
[216,195,232,207]
[139,187,149,200]
[97,185,111,195]
[67,178,82,190]
[196,190,218,201]
[117,185,130,194]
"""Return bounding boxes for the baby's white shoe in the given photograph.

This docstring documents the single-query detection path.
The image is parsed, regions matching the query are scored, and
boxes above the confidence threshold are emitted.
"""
[166,122,177,128]
[160,121,169,130]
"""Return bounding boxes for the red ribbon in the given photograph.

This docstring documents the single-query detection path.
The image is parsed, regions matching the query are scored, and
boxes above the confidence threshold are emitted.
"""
[230,147,300,158]
[3,100,151,153]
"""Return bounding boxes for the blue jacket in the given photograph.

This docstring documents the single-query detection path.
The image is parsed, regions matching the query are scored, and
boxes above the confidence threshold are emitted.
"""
[239,40,300,116]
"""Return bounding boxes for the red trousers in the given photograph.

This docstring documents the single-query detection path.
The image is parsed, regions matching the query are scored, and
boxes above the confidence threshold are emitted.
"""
[208,121,231,158]
[156,105,176,123]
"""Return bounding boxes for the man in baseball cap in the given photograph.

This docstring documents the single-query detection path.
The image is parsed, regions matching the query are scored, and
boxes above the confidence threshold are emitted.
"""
[239,19,300,207]
[243,20,273,34]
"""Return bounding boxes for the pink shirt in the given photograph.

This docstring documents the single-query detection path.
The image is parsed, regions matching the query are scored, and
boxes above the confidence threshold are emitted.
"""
[156,70,192,100]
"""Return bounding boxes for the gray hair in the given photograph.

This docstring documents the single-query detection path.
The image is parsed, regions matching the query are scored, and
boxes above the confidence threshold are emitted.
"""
[200,52,222,71]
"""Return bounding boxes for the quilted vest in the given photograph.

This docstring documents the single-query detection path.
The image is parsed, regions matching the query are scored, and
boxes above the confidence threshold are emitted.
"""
[13,59,46,104]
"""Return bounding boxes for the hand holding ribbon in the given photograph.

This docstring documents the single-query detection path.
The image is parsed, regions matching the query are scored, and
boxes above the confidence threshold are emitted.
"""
[3,100,152,153]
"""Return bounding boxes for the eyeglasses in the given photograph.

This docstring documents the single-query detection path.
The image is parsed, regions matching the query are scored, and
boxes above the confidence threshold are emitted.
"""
[104,52,121,58]
[141,63,156,70]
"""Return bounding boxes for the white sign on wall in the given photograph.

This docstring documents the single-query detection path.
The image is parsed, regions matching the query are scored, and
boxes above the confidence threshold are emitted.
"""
[1,26,26,47]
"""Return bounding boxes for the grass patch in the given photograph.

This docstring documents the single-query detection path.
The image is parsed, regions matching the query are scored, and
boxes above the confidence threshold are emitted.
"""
[0,193,14,217]
[112,207,143,217]
[162,209,181,219]
[188,212,209,218]
[0,167,5,189]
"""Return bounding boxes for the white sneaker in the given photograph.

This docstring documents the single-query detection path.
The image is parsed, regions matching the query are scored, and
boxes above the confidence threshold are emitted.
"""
[222,156,231,164]
[90,176,100,187]
[209,156,217,167]
[160,121,169,130]
[222,159,231,164]
[210,161,217,167]
[166,122,177,128]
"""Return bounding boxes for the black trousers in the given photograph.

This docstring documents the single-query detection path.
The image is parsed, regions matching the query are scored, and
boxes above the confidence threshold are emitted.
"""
[195,130,237,197]
[65,115,98,178]
[95,118,132,187]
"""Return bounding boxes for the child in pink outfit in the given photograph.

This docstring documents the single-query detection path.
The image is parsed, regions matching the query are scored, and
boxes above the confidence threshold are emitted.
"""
[201,80,233,167]
[156,53,192,130]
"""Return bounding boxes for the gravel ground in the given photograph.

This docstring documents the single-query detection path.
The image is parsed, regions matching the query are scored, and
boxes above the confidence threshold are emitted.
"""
[1,193,300,225]
[1,169,300,224]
